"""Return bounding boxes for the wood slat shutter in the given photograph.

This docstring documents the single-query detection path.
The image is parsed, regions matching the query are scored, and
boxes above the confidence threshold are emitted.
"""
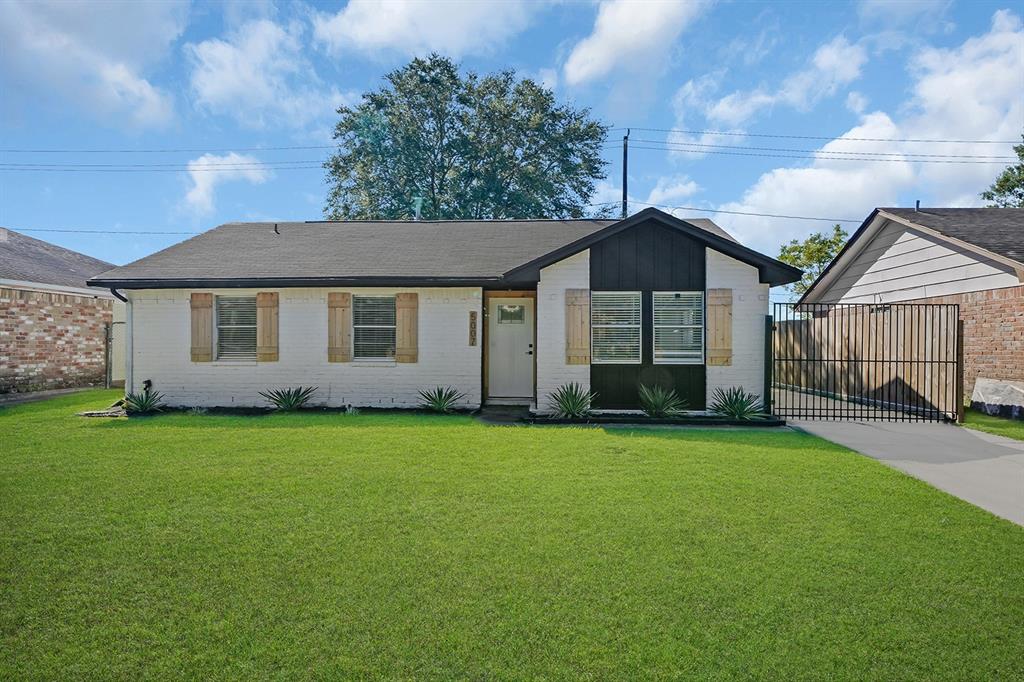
[327,292,352,362]
[395,292,418,363]
[256,292,279,362]
[565,288,591,365]
[706,288,733,366]
[190,292,213,362]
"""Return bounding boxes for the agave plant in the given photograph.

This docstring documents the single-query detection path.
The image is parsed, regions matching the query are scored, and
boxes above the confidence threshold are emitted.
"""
[124,390,165,415]
[708,387,766,420]
[638,384,688,418]
[548,382,597,419]
[418,385,467,413]
[259,386,318,411]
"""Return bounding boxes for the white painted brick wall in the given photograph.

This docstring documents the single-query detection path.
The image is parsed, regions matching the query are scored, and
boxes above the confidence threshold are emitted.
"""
[535,250,590,413]
[705,250,769,403]
[128,287,482,408]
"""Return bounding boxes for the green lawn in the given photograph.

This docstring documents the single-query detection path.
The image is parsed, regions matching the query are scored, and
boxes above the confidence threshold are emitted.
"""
[964,408,1024,442]
[2,391,1023,679]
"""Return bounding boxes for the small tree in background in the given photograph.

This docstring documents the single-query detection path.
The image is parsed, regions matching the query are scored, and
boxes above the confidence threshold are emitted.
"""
[324,54,609,220]
[980,135,1024,208]
[778,224,849,297]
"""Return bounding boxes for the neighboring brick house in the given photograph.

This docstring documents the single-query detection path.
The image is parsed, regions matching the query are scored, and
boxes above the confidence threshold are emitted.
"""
[799,208,1024,416]
[1,228,125,394]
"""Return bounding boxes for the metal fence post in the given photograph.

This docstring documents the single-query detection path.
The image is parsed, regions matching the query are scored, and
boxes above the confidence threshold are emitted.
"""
[763,314,774,415]
[955,317,965,423]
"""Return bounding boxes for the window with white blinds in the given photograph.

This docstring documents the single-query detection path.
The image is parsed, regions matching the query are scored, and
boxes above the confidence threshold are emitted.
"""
[353,295,396,360]
[591,291,642,364]
[653,291,704,364]
[215,296,257,360]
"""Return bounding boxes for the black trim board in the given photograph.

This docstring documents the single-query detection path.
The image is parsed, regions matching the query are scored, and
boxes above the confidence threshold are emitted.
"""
[503,207,802,287]
[88,276,504,290]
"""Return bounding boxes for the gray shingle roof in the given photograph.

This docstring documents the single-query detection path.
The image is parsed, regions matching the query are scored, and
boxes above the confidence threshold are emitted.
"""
[89,216,740,286]
[882,208,1024,264]
[0,228,114,289]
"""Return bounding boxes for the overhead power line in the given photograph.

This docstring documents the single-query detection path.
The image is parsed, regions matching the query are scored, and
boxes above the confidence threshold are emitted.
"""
[623,126,1020,144]
[589,200,859,223]
[13,228,200,235]
[630,138,1016,160]
[626,144,1011,164]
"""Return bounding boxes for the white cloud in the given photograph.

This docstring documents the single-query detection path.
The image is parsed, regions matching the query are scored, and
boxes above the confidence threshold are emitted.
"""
[0,0,184,128]
[646,175,700,206]
[313,0,535,58]
[665,73,741,159]
[706,36,868,126]
[713,10,1023,254]
[563,0,710,86]
[845,91,868,114]
[187,19,356,130]
[183,153,271,215]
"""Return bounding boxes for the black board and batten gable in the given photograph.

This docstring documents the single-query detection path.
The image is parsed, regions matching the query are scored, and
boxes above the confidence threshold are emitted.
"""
[589,219,707,409]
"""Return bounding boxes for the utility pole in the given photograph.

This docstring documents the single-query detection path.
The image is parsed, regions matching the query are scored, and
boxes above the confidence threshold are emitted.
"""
[621,128,630,219]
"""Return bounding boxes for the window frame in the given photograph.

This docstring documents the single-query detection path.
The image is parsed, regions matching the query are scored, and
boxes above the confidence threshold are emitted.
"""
[652,290,705,365]
[214,295,258,362]
[352,294,397,361]
[590,290,642,365]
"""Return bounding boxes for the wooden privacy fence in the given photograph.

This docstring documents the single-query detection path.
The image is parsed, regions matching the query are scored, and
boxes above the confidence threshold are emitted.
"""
[770,302,962,421]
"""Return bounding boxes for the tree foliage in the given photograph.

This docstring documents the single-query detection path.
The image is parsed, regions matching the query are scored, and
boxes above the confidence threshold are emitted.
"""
[980,135,1024,208]
[778,224,849,296]
[324,55,609,220]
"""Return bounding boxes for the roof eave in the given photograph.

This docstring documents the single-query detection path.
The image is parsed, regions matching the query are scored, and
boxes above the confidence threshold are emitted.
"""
[87,276,506,289]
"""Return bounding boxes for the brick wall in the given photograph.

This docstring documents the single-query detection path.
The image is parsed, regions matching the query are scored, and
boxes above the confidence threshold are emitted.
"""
[1,287,113,393]
[912,285,1024,397]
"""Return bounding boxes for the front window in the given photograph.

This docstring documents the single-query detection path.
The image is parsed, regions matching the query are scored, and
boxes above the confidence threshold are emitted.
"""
[216,295,257,360]
[653,291,704,364]
[353,295,396,360]
[591,291,641,364]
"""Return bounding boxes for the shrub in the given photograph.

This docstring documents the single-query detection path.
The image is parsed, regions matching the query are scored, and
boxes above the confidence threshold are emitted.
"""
[638,384,688,418]
[188,406,208,416]
[548,382,597,419]
[124,390,165,415]
[708,387,766,420]
[418,386,467,413]
[259,386,318,411]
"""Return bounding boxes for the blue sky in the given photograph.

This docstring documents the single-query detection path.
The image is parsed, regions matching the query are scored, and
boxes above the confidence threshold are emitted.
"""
[1,0,1021,270]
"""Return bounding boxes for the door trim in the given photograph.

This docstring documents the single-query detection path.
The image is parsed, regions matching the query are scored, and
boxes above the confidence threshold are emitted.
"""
[482,290,537,404]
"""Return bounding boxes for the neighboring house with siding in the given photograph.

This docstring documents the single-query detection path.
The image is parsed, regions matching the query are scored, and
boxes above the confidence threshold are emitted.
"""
[1,228,125,393]
[799,207,1024,412]
[87,208,800,412]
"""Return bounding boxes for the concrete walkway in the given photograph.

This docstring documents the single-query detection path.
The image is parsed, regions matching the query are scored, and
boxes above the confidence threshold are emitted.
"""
[0,387,94,407]
[794,420,1024,526]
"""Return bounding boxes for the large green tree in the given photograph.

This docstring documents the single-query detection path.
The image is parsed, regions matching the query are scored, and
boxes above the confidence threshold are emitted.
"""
[980,135,1024,207]
[778,224,849,297]
[324,55,608,220]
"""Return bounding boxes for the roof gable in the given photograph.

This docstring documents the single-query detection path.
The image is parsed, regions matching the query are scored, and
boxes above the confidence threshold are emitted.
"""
[502,208,802,286]
[800,208,1024,304]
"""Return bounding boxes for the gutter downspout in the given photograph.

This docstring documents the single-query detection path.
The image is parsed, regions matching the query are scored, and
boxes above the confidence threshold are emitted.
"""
[109,288,131,393]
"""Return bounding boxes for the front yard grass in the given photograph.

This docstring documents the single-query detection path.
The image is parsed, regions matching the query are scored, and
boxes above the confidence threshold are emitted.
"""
[964,408,1024,441]
[2,390,1023,679]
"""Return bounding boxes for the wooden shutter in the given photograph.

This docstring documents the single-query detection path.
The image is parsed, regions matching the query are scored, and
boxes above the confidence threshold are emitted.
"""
[707,288,733,366]
[190,292,213,362]
[256,292,279,362]
[327,292,352,362]
[395,292,418,363]
[565,288,591,365]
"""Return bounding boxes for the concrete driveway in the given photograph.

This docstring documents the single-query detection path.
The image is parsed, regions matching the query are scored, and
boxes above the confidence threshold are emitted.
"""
[793,420,1024,526]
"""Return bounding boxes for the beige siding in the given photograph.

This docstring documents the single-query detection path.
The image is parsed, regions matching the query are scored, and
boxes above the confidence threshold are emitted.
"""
[819,219,1020,303]
[128,287,482,408]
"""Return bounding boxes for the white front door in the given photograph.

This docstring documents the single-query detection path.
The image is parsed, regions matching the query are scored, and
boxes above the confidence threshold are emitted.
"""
[487,297,535,399]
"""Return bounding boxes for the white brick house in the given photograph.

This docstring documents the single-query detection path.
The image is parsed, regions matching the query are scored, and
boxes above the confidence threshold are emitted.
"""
[88,208,800,412]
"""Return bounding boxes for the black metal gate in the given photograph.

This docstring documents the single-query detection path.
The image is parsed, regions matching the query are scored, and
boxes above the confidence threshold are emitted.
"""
[769,302,962,422]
